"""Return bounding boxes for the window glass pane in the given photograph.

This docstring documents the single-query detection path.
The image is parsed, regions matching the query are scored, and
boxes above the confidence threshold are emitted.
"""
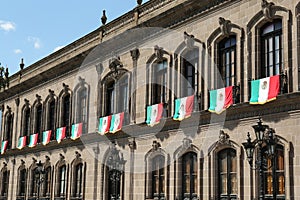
[230,174,237,194]
[262,24,274,35]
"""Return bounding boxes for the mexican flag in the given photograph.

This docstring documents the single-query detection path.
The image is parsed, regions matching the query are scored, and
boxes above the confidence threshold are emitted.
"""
[42,130,52,145]
[71,123,82,140]
[146,103,163,126]
[209,86,233,114]
[250,75,280,104]
[98,116,112,135]
[28,133,38,148]
[17,136,27,150]
[1,141,8,154]
[110,112,124,133]
[56,127,66,143]
[173,95,194,121]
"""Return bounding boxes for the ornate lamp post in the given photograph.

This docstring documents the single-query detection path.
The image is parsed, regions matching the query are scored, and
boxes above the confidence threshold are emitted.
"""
[107,147,126,200]
[35,161,45,200]
[242,119,278,200]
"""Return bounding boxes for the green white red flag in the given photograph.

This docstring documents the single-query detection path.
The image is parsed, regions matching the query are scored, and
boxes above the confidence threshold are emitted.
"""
[173,95,194,121]
[209,86,233,114]
[42,130,52,145]
[17,136,27,150]
[98,116,112,135]
[1,141,8,154]
[56,127,66,143]
[28,133,38,148]
[146,103,163,126]
[71,123,82,140]
[110,112,124,133]
[250,75,280,104]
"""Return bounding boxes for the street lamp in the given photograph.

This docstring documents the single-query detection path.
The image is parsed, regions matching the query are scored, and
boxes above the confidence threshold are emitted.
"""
[35,161,45,200]
[242,119,278,200]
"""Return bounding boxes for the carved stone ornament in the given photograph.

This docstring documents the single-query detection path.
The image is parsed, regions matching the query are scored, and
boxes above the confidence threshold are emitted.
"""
[152,141,161,151]
[261,0,275,21]
[109,54,123,73]
[130,48,140,61]
[219,17,232,37]
[62,83,69,92]
[75,151,82,159]
[218,130,231,145]
[59,153,65,161]
[24,98,30,108]
[128,139,137,150]
[182,138,192,150]
[154,45,164,61]
[184,32,195,50]
[15,98,20,107]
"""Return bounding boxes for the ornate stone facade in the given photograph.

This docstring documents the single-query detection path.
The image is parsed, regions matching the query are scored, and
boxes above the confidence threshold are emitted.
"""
[0,0,300,199]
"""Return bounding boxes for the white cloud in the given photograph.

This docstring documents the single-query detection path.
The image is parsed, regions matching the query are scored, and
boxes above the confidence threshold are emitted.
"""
[14,49,22,54]
[28,37,42,49]
[53,46,64,52]
[0,20,16,31]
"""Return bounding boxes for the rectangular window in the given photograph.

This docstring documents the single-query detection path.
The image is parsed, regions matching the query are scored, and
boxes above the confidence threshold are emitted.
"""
[152,60,168,104]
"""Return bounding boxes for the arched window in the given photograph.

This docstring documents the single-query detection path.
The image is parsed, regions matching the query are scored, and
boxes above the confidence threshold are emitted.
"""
[73,163,83,198]
[4,113,13,149]
[105,73,129,123]
[218,36,236,88]
[18,168,26,200]
[151,155,165,199]
[260,20,282,78]
[152,60,168,105]
[62,94,71,137]
[263,145,285,199]
[182,152,197,199]
[181,49,198,97]
[57,165,67,199]
[35,104,43,143]
[0,168,9,199]
[42,167,51,198]
[217,148,237,199]
[23,108,31,145]
[77,88,87,133]
[47,100,56,140]
[30,167,37,198]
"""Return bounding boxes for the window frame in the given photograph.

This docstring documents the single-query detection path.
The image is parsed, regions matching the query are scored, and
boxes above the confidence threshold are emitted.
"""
[263,145,285,199]
[217,148,237,200]
[4,113,13,149]
[218,36,237,88]
[62,94,71,137]
[181,151,198,200]
[151,155,165,199]
[180,49,199,98]
[260,19,283,78]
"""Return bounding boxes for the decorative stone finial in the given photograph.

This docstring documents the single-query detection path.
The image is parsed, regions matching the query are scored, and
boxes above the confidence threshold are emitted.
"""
[219,17,232,37]
[261,0,275,21]
[137,0,143,6]
[101,10,107,25]
[20,58,25,70]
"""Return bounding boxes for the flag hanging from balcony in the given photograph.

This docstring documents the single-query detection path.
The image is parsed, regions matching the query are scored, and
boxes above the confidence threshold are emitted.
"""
[98,116,112,135]
[71,123,82,140]
[42,130,52,145]
[28,133,38,148]
[173,95,194,121]
[110,112,124,133]
[17,136,27,150]
[146,103,163,126]
[1,141,8,154]
[209,86,233,114]
[250,75,280,105]
[56,127,66,143]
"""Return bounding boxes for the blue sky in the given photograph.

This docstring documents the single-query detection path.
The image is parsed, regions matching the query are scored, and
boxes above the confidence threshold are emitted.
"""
[0,0,145,75]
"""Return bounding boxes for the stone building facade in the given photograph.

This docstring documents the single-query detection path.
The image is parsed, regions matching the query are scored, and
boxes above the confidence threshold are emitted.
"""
[0,0,300,199]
